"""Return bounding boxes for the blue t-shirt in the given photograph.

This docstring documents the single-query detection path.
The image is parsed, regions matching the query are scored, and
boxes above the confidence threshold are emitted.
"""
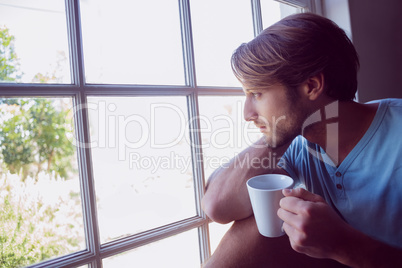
[278,99,402,249]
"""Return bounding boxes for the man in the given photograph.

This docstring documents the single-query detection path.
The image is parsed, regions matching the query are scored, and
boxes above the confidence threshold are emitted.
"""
[202,13,402,267]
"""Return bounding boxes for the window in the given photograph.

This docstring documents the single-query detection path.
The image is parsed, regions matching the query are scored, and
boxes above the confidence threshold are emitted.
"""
[0,0,315,267]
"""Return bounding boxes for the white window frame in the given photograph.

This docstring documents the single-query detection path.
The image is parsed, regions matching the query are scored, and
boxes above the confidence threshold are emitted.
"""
[0,0,319,267]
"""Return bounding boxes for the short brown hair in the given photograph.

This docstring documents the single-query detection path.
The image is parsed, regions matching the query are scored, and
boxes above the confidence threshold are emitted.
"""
[231,13,359,100]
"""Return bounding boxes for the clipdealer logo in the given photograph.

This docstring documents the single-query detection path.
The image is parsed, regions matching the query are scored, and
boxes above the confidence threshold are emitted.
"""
[66,100,339,171]
[66,100,261,165]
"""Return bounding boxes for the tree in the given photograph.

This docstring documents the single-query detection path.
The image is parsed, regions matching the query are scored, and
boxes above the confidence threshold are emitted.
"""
[0,26,76,180]
[0,27,83,267]
[0,98,76,180]
[0,26,22,81]
[0,100,33,177]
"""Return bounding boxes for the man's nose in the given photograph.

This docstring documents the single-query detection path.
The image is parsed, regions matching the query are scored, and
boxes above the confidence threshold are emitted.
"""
[244,97,258,122]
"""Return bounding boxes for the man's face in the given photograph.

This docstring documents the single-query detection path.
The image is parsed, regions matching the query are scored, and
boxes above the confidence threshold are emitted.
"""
[243,83,307,148]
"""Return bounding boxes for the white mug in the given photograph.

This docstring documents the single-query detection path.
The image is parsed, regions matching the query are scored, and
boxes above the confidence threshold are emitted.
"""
[246,174,294,237]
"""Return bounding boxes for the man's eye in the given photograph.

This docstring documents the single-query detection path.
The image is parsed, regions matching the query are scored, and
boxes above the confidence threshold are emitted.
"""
[252,92,261,98]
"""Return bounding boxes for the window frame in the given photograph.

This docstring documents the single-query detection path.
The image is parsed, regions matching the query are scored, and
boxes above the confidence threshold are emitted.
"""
[0,0,319,267]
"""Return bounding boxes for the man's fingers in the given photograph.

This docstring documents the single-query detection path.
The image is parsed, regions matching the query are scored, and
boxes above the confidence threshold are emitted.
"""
[279,189,327,215]
[278,207,298,223]
[279,196,304,214]
[282,188,325,203]
[282,221,294,237]
[282,222,308,253]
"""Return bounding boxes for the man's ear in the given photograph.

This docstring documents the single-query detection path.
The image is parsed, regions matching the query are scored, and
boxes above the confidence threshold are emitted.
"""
[299,73,325,101]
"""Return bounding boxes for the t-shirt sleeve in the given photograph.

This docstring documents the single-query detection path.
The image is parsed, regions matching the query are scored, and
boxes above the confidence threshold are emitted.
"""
[277,135,304,185]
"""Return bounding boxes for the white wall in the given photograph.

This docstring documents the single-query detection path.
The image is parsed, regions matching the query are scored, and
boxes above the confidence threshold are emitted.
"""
[322,0,352,39]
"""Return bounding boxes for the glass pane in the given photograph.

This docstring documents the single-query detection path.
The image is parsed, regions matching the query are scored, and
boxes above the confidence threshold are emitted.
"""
[198,96,261,179]
[261,0,301,29]
[102,229,200,267]
[0,0,71,83]
[88,96,196,243]
[209,221,231,254]
[0,97,85,266]
[198,96,260,254]
[80,0,185,85]
[191,0,254,87]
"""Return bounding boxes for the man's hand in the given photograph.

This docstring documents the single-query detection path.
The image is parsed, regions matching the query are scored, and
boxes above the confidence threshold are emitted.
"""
[278,188,402,267]
[277,188,353,261]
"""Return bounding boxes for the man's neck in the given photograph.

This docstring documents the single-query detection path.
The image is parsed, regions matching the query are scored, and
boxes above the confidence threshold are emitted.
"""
[303,100,379,167]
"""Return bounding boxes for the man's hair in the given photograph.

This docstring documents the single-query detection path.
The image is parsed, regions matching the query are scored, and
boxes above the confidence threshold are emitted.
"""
[231,13,359,100]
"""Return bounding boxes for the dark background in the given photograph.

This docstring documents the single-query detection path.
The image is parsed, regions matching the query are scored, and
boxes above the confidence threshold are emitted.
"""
[349,0,402,102]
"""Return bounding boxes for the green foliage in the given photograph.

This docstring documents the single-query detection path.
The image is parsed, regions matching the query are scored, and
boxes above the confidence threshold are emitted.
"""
[0,105,33,175]
[0,102,82,267]
[0,26,21,81]
[0,195,37,267]
[0,176,84,267]
[0,98,76,180]
[0,27,83,267]
[0,29,75,180]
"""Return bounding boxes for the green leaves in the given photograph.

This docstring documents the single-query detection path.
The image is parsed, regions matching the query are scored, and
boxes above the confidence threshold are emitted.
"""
[0,26,21,82]
[0,98,76,180]
[0,190,70,267]
[0,27,82,268]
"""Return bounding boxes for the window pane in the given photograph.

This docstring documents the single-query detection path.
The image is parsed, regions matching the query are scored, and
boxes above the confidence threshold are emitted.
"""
[191,0,254,87]
[0,0,71,83]
[209,221,231,254]
[198,96,261,254]
[88,96,196,243]
[0,97,85,266]
[198,96,261,179]
[102,229,200,267]
[80,0,185,85]
[261,0,301,29]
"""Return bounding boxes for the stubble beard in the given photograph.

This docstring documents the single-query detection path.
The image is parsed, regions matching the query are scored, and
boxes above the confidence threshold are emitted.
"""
[263,93,307,148]
[262,125,301,148]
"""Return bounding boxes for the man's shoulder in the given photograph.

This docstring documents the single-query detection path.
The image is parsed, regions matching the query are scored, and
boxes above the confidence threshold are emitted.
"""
[366,98,402,124]
[278,136,312,168]
[286,135,315,154]
[366,98,402,107]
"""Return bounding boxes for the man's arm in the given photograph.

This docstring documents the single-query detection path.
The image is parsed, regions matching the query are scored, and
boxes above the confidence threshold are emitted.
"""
[201,137,291,224]
[341,228,402,268]
[202,216,348,268]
